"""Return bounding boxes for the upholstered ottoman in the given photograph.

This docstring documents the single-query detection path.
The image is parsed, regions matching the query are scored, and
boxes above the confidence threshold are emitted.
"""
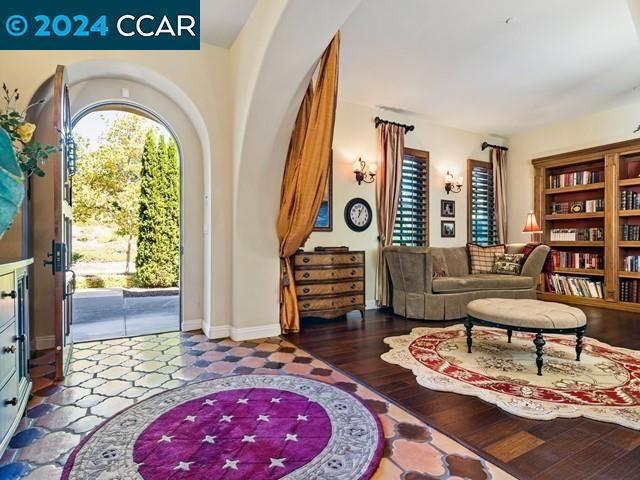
[465,298,587,376]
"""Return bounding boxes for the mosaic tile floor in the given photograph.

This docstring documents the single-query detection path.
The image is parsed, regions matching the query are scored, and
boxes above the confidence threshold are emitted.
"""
[0,331,514,479]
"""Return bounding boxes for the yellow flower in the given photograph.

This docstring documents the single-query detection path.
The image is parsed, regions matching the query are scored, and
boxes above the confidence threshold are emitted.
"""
[16,123,36,143]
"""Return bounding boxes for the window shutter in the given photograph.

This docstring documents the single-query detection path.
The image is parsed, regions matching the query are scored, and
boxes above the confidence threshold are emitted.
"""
[393,151,428,246]
[469,162,497,245]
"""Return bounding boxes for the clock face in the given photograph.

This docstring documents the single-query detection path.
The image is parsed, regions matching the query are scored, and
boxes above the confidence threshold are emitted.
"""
[345,198,372,232]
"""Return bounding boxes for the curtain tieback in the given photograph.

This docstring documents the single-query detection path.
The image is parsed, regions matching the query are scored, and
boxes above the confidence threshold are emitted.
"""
[280,258,290,287]
[378,235,386,243]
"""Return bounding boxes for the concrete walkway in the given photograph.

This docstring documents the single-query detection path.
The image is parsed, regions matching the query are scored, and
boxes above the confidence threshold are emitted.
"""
[72,288,179,343]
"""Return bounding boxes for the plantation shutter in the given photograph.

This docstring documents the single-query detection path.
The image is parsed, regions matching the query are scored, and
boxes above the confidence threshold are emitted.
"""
[469,161,497,245]
[393,149,429,246]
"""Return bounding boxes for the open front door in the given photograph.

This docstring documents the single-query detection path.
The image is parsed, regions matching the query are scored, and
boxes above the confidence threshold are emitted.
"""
[48,65,75,379]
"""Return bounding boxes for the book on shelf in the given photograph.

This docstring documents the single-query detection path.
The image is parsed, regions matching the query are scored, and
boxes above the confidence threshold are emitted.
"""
[550,199,604,214]
[621,225,640,241]
[544,273,604,298]
[621,190,640,211]
[549,228,604,241]
[620,279,640,303]
[551,251,603,269]
[623,255,640,273]
[548,171,603,188]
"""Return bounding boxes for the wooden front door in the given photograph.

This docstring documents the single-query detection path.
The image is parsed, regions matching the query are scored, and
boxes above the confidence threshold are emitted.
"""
[48,65,76,379]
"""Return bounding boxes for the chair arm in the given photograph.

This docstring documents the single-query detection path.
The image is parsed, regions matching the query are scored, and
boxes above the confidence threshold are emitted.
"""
[521,245,551,278]
[384,246,433,294]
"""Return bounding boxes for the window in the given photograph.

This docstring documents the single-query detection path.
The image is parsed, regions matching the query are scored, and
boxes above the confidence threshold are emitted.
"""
[468,159,497,245]
[393,148,429,246]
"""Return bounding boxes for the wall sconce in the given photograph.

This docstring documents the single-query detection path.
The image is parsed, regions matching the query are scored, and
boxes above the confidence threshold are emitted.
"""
[444,171,463,194]
[353,158,376,185]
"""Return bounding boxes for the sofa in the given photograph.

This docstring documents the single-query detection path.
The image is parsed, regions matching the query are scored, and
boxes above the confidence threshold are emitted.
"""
[383,243,550,320]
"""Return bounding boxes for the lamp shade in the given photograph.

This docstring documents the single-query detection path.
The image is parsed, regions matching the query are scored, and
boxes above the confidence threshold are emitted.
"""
[522,211,542,234]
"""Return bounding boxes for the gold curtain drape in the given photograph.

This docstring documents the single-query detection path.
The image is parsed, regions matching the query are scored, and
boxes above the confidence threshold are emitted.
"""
[375,123,405,306]
[277,33,340,333]
[491,148,508,244]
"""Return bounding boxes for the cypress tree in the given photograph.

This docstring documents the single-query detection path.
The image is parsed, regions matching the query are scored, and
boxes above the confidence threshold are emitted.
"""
[165,139,180,285]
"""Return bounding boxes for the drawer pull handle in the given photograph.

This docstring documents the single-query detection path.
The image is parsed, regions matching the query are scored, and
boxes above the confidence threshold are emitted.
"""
[1,290,16,299]
[350,270,356,275]
[303,273,310,279]
[303,303,310,309]
[16,335,25,343]
[3,345,16,354]
[350,284,356,290]
[5,397,17,407]
[303,257,310,263]
[351,298,356,303]
[303,288,310,294]
[350,256,356,261]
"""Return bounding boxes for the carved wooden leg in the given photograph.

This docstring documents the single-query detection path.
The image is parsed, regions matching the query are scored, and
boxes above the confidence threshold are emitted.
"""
[360,309,365,321]
[534,332,545,376]
[507,329,512,343]
[465,318,473,353]
[576,326,585,361]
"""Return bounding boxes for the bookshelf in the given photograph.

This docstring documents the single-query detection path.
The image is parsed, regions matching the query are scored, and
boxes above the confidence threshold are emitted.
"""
[533,138,640,313]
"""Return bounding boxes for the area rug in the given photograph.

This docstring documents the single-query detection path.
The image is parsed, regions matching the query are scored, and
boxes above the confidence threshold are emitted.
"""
[382,326,640,429]
[62,375,383,479]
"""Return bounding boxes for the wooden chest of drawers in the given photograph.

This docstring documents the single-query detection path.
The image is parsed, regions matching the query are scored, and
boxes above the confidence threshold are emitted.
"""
[293,250,365,320]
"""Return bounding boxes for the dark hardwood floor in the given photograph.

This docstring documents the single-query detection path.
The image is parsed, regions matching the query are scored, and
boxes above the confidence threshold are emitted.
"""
[285,307,640,480]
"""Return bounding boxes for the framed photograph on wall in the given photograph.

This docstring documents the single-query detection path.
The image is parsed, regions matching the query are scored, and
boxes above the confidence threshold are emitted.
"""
[441,220,455,238]
[441,200,455,218]
[313,151,333,231]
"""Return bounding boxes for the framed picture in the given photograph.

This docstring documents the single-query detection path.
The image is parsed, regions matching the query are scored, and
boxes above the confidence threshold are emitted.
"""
[313,152,333,231]
[441,220,455,238]
[441,200,455,218]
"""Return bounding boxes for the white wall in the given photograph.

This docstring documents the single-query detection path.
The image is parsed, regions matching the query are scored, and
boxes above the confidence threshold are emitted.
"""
[507,99,640,243]
[305,101,502,304]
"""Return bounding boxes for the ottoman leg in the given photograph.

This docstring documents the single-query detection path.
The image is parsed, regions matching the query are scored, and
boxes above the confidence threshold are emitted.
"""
[576,326,585,361]
[534,332,545,376]
[507,329,512,343]
[465,318,473,353]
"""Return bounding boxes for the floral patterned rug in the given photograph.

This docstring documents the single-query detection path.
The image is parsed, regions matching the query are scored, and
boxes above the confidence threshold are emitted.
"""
[382,326,640,429]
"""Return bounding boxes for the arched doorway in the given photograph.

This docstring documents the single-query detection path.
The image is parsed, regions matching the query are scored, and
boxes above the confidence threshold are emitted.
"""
[70,103,182,342]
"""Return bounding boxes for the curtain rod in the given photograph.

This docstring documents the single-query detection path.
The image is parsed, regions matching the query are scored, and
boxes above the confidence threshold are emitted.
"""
[375,116,414,133]
[481,141,509,152]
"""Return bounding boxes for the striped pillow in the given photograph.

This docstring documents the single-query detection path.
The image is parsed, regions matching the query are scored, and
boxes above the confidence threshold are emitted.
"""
[467,243,506,274]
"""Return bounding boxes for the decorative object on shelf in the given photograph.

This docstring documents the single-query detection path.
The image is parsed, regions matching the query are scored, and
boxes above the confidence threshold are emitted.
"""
[0,128,23,240]
[441,199,455,218]
[522,211,543,239]
[313,152,333,231]
[441,220,455,238]
[444,171,463,194]
[352,157,376,185]
[344,197,372,232]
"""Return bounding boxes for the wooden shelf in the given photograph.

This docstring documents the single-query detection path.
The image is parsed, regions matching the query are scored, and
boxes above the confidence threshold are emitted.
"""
[619,177,640,187]
[619,271,640,279]
[537,292,606,306]
[553,268,604,276]
[549,241,604,247]
[544,183,605,195]
[619,210,640,217]
[545,212,604,220]
[620,241,640,247]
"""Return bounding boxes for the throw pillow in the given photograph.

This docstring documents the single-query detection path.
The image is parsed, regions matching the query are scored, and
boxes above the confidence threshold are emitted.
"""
[432,256,447,278]
[493,253,525,276]
[467,243,506,274]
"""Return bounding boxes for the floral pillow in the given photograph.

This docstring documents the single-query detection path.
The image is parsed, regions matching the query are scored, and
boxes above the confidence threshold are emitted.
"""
[492,253,525,276]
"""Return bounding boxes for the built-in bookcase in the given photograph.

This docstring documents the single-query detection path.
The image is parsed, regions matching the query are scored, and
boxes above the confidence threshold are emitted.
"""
[532,138,640,313]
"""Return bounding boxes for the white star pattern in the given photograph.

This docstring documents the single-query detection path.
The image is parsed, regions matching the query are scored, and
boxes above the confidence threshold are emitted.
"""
[222,459,239,471]
[174,461,193,471]
[269,458,286,469]
[257,414,270,422]
[219,415,233,423]
[203,399,217,406]
[158,435,174,443]
[241,435,256,443]
[270,397,281,404]
[297,415,308,422]
[236,398,249,404]
[184,415,197,422]
[202,435,216,444]
[284,433,298,442]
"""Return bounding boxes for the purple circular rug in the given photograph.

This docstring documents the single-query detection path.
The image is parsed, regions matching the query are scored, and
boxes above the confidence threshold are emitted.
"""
[62,375,383,479]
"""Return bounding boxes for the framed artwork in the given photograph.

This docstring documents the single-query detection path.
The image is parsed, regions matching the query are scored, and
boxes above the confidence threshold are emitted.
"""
[313,152,333,231]
[441,220,455,238]
[441,200,455,218]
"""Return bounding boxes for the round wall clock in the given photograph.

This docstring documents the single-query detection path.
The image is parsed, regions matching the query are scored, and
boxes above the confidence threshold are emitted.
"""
[344,198,373,232]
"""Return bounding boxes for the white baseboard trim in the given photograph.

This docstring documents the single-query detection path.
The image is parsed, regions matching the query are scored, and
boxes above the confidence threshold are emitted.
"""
[32,335,56,352]
[365,299,378,310]
[181,318,204,332]
[203,324,231,340]
[231,324,281,342]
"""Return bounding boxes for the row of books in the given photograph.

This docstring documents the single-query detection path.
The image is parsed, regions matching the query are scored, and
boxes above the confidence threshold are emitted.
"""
[621,190,640,211]
[550,200,604,214]
[548,170,604,188]
[550,228,604,241]
[544,274,604,298]
[551,251,604,270]
[623,255,640,273]
[620,280,640,303]
[622,224,640,241]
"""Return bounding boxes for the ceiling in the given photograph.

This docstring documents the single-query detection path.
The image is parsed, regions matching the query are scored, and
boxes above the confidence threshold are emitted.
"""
[201,0,258,48]
[339,0,640,136]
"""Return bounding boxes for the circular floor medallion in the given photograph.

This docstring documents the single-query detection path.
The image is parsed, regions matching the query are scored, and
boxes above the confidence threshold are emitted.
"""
[63,375,383,479]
